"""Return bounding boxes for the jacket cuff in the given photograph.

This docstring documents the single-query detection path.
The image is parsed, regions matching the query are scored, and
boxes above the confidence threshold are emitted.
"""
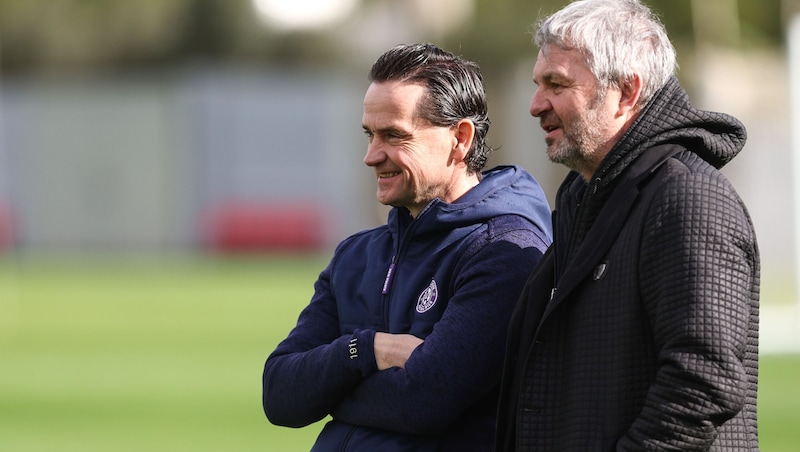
[347,329,378,377]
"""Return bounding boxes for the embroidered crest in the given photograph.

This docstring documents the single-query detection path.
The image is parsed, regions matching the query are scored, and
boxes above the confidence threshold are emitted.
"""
[416,279,439,313]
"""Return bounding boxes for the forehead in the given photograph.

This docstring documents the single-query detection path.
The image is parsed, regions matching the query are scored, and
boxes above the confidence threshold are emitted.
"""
[363,81,426,124]
[533,46,593,83]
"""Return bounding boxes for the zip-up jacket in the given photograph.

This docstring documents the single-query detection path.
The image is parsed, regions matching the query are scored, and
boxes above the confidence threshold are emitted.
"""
[263,165,552,451]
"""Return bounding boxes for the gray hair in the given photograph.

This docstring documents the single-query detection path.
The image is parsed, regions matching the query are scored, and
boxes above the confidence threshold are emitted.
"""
[534,0,677,106]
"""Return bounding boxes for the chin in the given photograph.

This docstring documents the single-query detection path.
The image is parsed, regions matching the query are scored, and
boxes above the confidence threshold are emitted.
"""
[376,194,396,206]
[546,148,562,164]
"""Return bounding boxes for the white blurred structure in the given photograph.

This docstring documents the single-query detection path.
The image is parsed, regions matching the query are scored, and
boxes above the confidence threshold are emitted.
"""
[774,14,800,353]
[252,0,359,31]
[792,16,800,306]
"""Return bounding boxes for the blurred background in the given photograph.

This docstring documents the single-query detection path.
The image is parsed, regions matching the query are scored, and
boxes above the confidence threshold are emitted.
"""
[0,0,799,450]
[2,0,798,343]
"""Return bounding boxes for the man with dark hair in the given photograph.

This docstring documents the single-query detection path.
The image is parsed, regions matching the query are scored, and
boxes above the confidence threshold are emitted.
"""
[262,43,552,451]
[495,0,760,450]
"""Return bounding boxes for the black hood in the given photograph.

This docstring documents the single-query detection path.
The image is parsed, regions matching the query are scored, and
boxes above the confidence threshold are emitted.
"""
[556,76,747,265]
[593,76,747,190]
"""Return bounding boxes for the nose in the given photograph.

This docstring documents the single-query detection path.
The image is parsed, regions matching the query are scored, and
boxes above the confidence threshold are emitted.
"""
[529,88,549,117]
[363,141,384,167]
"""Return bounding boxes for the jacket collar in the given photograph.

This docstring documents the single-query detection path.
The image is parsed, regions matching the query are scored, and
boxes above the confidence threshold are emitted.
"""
[556,77,746,268]
[545,144,683,320]
[593,76,746,192]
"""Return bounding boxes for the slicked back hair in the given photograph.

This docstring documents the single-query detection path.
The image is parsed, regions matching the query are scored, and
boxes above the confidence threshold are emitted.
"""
[369,43,492,174]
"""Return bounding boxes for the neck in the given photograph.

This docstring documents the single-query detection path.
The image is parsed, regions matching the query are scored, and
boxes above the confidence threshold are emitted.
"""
[408,172,481,218]
[448,172,481,202]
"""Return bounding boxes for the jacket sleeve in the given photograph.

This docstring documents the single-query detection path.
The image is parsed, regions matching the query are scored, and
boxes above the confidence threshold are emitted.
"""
[262,258,380,427]
[618,168,759,450]
[331,220,550,435]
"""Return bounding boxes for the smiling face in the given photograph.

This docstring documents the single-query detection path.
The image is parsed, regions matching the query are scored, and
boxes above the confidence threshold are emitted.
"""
[362,80,471,217]
[529,46,627,180]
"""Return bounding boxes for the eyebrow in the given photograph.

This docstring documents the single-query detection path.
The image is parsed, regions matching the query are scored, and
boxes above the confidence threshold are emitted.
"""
[538,70,575,89]
[362,124,412,138]
[536,72,560,84]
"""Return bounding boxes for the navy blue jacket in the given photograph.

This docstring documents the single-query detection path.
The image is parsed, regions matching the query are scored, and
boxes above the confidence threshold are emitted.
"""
[263,165,552,451]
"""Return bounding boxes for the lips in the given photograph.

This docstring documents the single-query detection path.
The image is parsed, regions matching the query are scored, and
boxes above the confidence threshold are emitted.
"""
[540,117,561,131]
[542,123,559,132]
[378,171,401,180]
[540,117,562,140]
[542,125,562,141]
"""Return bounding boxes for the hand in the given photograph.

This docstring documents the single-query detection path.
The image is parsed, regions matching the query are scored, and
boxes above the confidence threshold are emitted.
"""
[374,332,424,370]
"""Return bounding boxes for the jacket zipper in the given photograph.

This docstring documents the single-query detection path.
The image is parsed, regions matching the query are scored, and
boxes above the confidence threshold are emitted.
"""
[381,216,418,328]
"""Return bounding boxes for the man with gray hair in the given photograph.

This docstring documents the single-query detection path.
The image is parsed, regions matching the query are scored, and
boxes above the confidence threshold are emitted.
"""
[495,0,760,449]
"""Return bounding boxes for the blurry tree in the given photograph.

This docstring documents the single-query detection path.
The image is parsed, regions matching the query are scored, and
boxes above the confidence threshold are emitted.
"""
[0,0,794,76]
[0,0,194,72]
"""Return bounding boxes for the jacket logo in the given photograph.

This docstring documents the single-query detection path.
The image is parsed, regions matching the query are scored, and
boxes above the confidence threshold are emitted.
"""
[416,279,438,313]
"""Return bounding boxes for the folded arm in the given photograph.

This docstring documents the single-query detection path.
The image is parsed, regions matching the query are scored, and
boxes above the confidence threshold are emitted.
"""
[262,263,380,427]
[333,230,548,434]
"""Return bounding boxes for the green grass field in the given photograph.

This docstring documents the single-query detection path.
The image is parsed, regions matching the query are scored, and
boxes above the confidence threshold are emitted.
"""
[0,255,798,451]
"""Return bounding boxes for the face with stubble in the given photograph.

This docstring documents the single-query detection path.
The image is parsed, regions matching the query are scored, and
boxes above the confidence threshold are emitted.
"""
[529,46,624,179]
[361,80,465,217]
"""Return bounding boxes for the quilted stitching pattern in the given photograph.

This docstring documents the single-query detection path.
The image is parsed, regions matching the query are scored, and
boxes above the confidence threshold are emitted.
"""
[499,79,759,451]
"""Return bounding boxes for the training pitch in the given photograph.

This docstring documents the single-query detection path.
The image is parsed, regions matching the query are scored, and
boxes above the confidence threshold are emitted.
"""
[0,255,797,451]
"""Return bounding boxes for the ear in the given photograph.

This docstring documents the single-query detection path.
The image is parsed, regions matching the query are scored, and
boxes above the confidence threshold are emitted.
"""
[450,119,476,162]
[617,73,643,117]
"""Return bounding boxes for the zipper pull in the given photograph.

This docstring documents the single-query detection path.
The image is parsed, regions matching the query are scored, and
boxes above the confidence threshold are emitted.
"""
[382,261,396,295]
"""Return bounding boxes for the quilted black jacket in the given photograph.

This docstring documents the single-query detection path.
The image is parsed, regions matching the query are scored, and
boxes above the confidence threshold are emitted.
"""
[495,77,760,451]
